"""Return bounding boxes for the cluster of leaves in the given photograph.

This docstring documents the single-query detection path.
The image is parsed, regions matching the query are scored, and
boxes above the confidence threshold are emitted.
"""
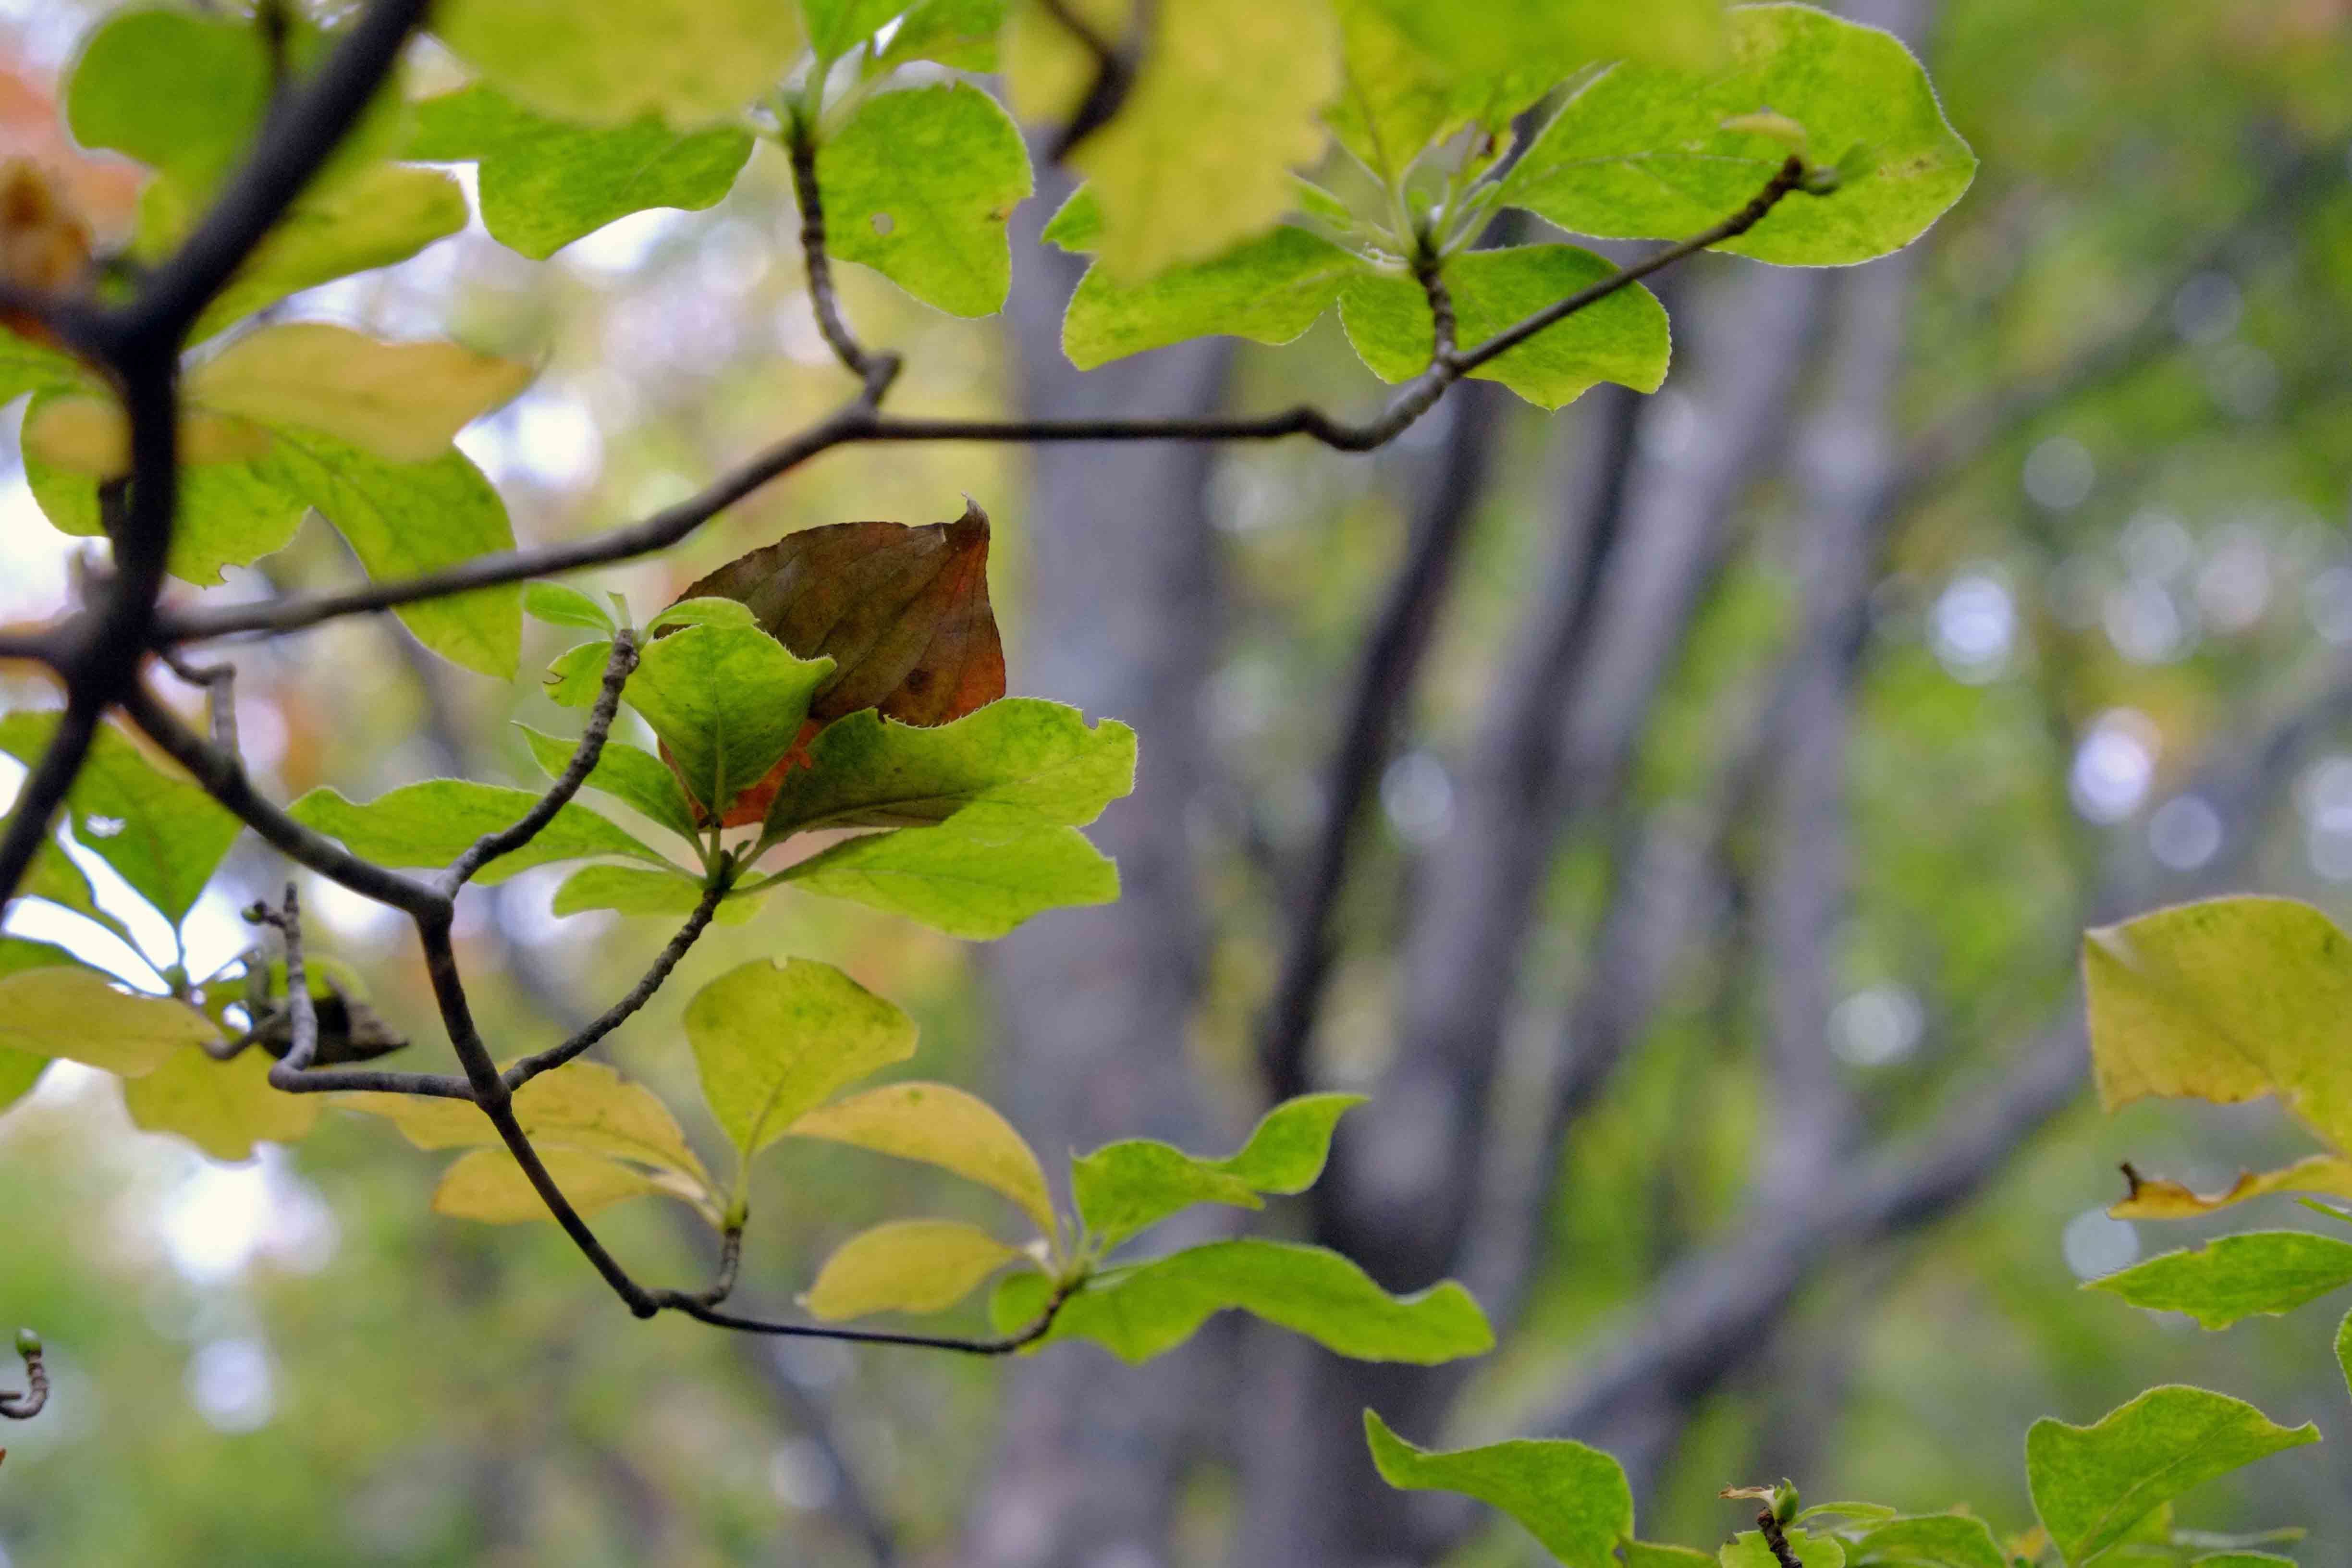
[1365,1383,2315,1568]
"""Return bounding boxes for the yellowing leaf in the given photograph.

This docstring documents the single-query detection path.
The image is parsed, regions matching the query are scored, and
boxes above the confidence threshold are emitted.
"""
[0,968,219,1075]
[188,323,534,463]
[801,1218,1018,1319]
[1010,0,1337,278]
[432,1145,674,1223]
[122,1045,322,1161]
[685,958,918,1158]
[2084,897,2352,1215]
[341,1059,709,1187]
[787,1081,1054,1236]
[23,394,271,476]
[2110,1155,2352,1220]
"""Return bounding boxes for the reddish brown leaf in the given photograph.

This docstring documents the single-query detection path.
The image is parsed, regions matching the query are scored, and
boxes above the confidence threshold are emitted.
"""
[667,497,1006,828]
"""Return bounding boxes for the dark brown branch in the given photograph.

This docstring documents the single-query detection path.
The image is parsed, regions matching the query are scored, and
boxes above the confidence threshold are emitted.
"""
[670,1275,1078,1356]
[120,681,447,918]
[500,870,729,1092]
[154,163,1811,651]
[1037,0,1147,159]
[1756,1510,1805,1568]
[443,630,637,890]
[0,699,98,915]
[109,0,432,346]
[787,118,899,386]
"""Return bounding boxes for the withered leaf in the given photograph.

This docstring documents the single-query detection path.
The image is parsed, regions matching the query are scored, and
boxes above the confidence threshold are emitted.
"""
[667,497,1006,827]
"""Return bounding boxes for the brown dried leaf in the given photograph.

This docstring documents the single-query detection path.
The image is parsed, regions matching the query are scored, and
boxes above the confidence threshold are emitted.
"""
[668,496,1005,827]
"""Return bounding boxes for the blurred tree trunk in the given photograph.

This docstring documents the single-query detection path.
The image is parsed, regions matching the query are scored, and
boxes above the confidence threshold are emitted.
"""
[956,167,1235,1568]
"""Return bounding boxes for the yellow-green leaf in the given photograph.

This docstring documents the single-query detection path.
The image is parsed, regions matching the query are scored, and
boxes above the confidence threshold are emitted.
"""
[787,1081,1054,1237]
[2085,896,2352,1216]
[436,0,804,127]
[684,958,918,1159]
[1009,0,1337,278]
[341,1059,709,1187]
[187,323,534,463]
[0,968,220,1075]
[122,1045,321,1161]
[801,1218,1018,1320]
[22,396,272,476]
[432,1145,669,1223]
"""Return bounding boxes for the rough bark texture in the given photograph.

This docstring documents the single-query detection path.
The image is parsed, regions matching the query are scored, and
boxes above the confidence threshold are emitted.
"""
[956,168,1233,1568]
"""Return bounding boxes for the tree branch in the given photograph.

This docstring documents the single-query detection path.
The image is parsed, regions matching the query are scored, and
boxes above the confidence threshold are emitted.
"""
[0,1330,45,1421]
[152,162,1813,651]
[499,870,729,1092]
[787,116,900,387]
[442,630,638,891]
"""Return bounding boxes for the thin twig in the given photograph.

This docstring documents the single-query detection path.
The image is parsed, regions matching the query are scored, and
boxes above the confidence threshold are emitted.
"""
[1756,1511,1805,1568]
[787,117,898,385]
[443,631,638,890]
[672,1275,1078,1356]
[160,648,238,753]
[500,870,730,1092]
[120,682,446,918]
[1037,0,1150,160]
[152,162,1812,650]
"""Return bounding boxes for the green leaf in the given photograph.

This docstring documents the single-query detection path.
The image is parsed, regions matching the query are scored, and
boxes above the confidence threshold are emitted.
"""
[684,958,917,1159]
[1009,0,1337,279]
[1001,1237,1493,1363]
[544,639,617,708]
[409,85,756,261]
[0,968,220,1075]
[436,0,804,126]
[0,713,242,926]
[644,598,757,635]
[0,1048,42,1115]
[1055,208,1366,369]
[1341,245,1670,409]
[67,8,399,198]
[804,0,909,60]
[549,863,736,920]
[188,324,532,465]
[1624,1546,1717,1568]
[2084,897,2352,1218]
[0,332,94,408]
[522,582,616,633]
[1361,1410,1630,1568]
[775,802,1119,939]
[122,1046,321,1162]
[815,83,1032,318]
[1499,4,1975,268]
[264,429,522,678]
[16,835,135,948]
[877,0,1004,70]
[786,1081,1055,1237]
[1219,1092,1364,1191]
[625,624,833,819]
[517,727,700,845]
[2025,1386,2318,1567]
[288,779,667,883]
[762,699,1135,842]
[1073,1141,1262,1250]
[1072,1092,1362,1248]
[185,165,471,343]
[25,414,307,587]
[1722,1530,1844,1568]
[2087,1232,2352,1329]
[1852,1515,2007,1568]
[801,1218,1018,1319]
